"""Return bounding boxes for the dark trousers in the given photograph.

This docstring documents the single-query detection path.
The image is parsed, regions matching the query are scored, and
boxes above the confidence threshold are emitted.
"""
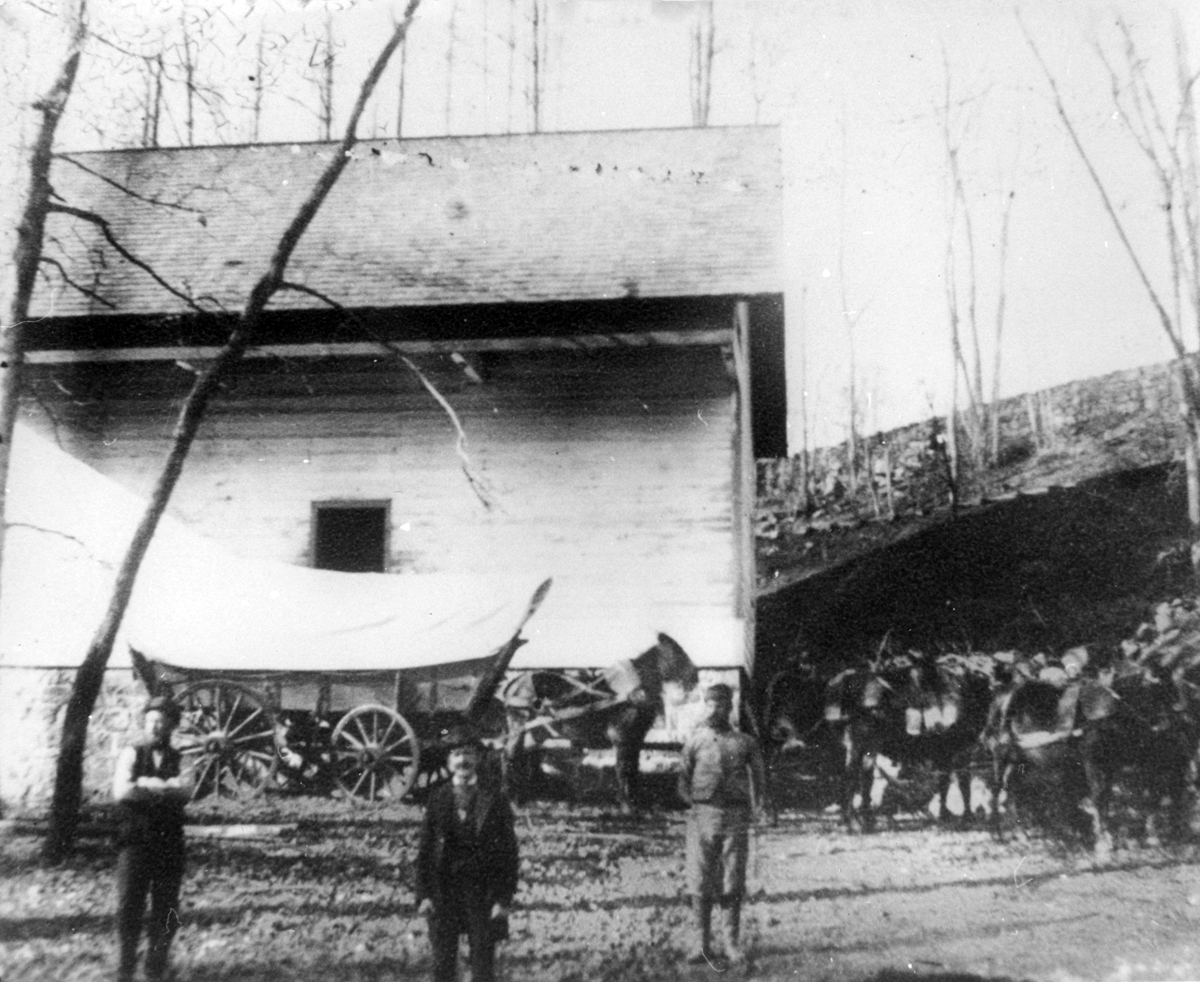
[116,843,184,979]
[428,905,495,982]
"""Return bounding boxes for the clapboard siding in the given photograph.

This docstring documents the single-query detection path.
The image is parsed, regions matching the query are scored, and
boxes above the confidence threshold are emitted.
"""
[25,345,738,623]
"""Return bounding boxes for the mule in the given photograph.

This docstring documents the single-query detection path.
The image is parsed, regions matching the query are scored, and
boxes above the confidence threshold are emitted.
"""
[501,632,698,811]
[825,656,993,831]
[988,667,1196,854]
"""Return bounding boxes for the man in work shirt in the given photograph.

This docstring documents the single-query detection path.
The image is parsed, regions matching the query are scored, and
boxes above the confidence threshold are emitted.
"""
[112,695,192,982]
[678,682,768,969]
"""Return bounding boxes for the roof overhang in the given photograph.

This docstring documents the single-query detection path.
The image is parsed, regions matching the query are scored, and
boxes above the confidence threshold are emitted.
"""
[26,327,734,366]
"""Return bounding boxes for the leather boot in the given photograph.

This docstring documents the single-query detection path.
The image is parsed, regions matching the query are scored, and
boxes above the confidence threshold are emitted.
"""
[686,896,716,964]
[722,898,745,967]
[115,938,137,982]
[144,942,171,982]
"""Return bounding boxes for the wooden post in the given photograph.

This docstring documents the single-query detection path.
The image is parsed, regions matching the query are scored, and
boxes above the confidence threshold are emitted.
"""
[732,300,757,677]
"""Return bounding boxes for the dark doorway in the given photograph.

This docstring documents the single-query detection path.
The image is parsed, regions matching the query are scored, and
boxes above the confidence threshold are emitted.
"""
[313,503,388,572]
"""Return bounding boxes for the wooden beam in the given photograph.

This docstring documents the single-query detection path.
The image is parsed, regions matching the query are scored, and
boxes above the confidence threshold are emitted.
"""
[732,300,756,676]
[26,328,734,365]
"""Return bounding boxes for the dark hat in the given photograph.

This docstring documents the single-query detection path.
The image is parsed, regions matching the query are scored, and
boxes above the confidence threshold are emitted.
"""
[144,695,181,725]
[441,722,482,750]
[705,683,734,704]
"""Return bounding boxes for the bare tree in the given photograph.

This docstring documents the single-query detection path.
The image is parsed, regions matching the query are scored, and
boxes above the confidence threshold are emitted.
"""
[396,32,409,137]
[245,26,296,144]
[938,53,1017,479]
[140,53,165,148]
[836,120,874,494]
[532,0,549,131]
[444,0,460,132]
[302,11,339,141]
[0,0,88,591]
[990,186,1016,460]
[939,58,985,475]
[689,1,715,127]
[1024,16,1200,575]
[505,0,518,131]
[44,0,424,861]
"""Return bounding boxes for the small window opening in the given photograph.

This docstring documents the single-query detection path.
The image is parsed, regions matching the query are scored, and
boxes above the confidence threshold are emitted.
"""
[313,503,388,572]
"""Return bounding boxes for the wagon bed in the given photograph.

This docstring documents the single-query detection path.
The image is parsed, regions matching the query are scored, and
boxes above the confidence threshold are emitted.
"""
[132,574,551,802]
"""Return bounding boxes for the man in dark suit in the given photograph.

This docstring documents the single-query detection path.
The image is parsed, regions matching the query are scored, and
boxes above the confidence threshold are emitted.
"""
[415,726,519,982]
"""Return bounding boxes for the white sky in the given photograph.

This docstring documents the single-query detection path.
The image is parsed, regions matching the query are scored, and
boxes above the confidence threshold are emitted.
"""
[10,0,1200,451]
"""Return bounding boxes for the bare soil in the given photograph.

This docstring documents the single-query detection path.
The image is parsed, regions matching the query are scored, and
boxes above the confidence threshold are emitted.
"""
[4,791,1200,982]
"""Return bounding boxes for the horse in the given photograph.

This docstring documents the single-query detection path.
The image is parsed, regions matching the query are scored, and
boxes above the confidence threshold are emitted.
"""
[500,632,698,811]
[825,654,994,831]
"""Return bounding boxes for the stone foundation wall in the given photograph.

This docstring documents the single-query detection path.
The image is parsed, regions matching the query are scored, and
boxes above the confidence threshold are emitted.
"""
[0,667,147,817]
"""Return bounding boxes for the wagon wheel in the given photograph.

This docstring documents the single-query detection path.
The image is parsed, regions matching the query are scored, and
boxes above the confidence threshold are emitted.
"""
[331,705,420,802]
[175,681,278,800]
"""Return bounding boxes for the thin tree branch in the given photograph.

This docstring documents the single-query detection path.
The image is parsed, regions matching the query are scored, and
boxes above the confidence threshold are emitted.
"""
[276,280,497,510]
[6,522,114,569]
[1022,17,1195,390]
[46,203,206,312]
[397,353,497,511]
[38,256,115,308]
[54,155,207,218]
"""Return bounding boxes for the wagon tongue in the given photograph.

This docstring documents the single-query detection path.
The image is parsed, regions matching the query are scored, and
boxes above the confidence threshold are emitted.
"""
[464,577,553,721]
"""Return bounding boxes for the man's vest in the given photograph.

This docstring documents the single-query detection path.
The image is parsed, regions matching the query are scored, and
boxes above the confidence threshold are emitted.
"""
[117,743,186,850]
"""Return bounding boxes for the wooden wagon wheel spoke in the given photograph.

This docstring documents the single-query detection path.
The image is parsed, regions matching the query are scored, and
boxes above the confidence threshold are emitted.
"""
[338,730,367,751]
[226,705,264,740]
[230,726,277,746]
[380,715,399,745]
[331,705,420,802]
[224,690,244,729]
[354,714,374,748]
[186,755,217,803]
[175,681,277,801]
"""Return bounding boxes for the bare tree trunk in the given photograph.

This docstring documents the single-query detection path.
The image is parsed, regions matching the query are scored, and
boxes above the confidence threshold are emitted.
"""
[180,6,196,146]
[798,284,810,511]
[141,59,154,147]
[0,0,87,599]
[44,0,422,862]
[530,0,546,132]
[320,14,335,141]
[991,189,1015,460]
[150,55,164,149]
[883,439,895,519]
[836,124,865,496]
[252,34,265,143]
[444,0,459,132]
[689,2,714,127]
[396,35,408,138]
[506,0,517,132]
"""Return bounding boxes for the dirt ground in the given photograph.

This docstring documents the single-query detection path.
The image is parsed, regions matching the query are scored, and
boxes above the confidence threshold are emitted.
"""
[5,785,1200,982]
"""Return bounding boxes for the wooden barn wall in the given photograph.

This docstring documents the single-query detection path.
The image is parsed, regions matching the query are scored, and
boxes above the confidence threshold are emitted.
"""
[25,344,738,635]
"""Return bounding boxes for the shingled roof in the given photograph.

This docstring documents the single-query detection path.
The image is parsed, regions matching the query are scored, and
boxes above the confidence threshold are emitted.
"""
[32,126,782,322]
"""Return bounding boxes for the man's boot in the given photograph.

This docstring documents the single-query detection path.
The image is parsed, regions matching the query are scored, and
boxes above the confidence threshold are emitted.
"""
[722,898,745,967]
[144,941,171,982]
[115,936,137,982]
[686,896,716,964]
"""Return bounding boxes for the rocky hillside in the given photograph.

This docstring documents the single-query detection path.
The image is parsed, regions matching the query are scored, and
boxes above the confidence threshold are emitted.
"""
[752,357,1194,702]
